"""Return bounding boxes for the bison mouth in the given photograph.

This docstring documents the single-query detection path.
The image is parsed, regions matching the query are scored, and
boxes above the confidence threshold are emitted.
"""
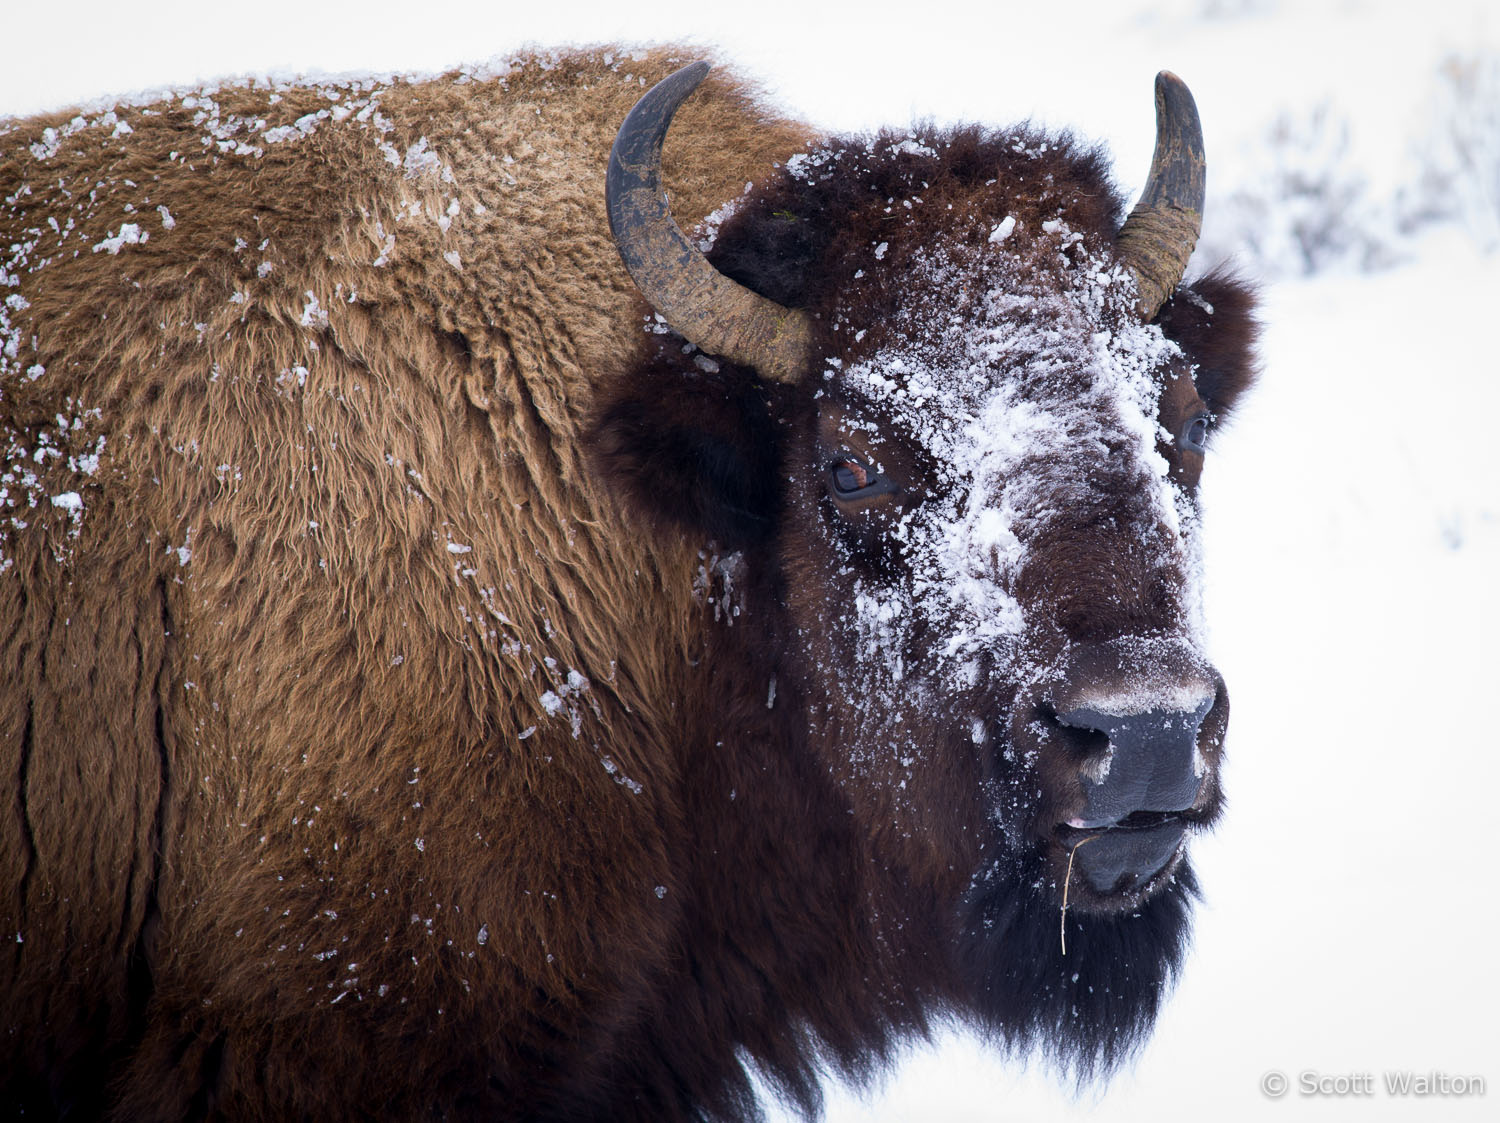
[1053,812,1191,904]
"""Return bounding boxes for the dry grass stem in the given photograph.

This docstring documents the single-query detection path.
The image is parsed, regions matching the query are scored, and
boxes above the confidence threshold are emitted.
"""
[1060,835,1101,956]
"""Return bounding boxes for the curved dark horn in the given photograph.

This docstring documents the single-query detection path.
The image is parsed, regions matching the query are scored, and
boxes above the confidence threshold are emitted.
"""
[606,62,813,384]
[1116,72,1206,321]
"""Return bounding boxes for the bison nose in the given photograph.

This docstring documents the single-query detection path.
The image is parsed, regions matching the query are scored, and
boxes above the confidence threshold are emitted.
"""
[1062,697,1213,830]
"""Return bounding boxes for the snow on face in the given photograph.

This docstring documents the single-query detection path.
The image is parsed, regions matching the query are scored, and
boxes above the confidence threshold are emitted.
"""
[815,232,1199,710]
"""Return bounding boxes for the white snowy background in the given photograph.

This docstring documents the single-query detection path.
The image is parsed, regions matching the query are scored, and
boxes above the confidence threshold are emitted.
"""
[5,0,1497,1119]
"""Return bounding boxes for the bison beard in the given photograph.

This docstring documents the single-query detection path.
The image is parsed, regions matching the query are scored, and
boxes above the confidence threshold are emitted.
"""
[1,48,1255,1123]
[956,846,1200,1081]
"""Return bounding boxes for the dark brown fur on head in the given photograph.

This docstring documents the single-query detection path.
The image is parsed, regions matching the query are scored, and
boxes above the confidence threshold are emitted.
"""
[1157,268,1261,425]
[714,125,1125,344]
[594,119,1257,1090]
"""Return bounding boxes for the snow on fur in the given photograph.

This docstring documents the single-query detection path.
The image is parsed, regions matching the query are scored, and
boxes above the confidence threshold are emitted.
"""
[833,234,1198,701]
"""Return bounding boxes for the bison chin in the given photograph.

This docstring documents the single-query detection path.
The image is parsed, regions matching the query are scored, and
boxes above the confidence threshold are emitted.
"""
[954,848,1199,1082]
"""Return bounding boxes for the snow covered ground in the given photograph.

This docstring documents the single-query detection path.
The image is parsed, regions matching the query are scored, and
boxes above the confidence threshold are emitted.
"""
[5,0,1497,1119]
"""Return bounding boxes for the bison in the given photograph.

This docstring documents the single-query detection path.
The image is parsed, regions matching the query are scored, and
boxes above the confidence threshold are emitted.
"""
[1,47,1255,1121]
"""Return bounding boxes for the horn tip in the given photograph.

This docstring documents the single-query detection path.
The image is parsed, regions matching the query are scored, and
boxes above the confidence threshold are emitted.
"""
[1152,72,1201,127]
[1149,70,1204,165]
[668,60,712,90]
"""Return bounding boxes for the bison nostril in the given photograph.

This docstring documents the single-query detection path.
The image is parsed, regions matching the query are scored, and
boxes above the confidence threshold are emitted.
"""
[1034,702,1110,760]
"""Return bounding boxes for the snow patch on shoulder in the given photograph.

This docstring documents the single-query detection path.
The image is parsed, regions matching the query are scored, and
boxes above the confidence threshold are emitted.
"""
[92,224,147,254]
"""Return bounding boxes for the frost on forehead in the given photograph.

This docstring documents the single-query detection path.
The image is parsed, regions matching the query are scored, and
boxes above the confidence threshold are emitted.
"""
[836,241,1193,691]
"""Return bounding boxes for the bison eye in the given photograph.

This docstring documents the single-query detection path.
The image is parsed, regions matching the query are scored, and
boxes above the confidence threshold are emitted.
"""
[1178,413,1210,455]
[828,454,899,501]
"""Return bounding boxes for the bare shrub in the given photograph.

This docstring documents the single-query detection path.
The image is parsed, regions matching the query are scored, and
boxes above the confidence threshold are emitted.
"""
[1400,51,1500,249]
[1201,104,1398,279]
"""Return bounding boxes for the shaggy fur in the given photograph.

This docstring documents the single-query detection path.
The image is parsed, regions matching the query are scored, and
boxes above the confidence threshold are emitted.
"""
[1,49,1256,1122]
[0,49,815,1121]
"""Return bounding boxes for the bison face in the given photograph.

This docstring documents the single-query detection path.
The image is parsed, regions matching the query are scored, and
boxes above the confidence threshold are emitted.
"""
[599,62,1256,1069]
[778,236,1232,917]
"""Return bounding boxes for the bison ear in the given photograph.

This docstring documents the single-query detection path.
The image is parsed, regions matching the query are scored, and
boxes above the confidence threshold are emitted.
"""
[590,361,783,550]
[1156,270,1260,424]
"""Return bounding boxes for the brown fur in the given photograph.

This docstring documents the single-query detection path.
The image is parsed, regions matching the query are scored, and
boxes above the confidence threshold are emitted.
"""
[1,49,821,1121]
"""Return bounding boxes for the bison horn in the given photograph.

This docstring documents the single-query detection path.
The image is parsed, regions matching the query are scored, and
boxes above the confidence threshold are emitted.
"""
[1115,72,1206,321]
[607,62,814,385]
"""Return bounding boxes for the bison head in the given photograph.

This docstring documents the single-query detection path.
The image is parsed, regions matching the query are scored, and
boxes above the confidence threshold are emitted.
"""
[597,64,1255,1074]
